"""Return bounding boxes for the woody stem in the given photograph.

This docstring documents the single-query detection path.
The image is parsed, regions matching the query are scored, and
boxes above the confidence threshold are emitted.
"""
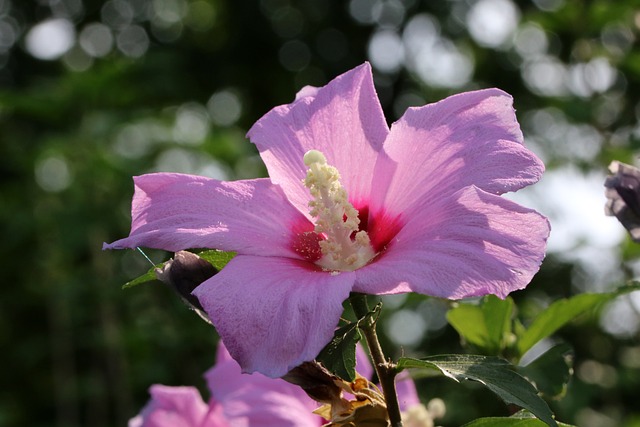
[350,293,403,427]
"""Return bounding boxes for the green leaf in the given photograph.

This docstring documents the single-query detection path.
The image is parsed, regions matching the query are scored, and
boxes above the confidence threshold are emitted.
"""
[317,302,381,381]
[317,322,361,382]
[447,295,514,354]
[122,264,163,289]
[397,355,557,427]
[484,296,515,348]
[462,410,575,426]
[462,417,573,426]
[518,344,573,399]
[446,305,487,347]
[462,420,563,427]
[517,283,640,356]
[196,250,236,271]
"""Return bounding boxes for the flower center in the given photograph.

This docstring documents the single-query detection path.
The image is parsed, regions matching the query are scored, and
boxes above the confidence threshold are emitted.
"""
[303,150,376,272]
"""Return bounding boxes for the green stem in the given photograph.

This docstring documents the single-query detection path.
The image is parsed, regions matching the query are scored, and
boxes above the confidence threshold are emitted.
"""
[350,293,403,427]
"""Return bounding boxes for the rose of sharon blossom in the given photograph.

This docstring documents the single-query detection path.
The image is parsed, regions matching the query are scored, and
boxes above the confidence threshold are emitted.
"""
[129,342,323,427]
[131,342,438,427]
[105,63,550,378]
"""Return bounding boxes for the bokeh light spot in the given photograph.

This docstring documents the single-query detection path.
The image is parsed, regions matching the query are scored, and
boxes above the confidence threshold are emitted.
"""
[269,6,304,38]
[101,0,134,29]
[152,0,188,25]
[601,24,635,57]
[154,148,229,180]
[173,103,210,145]
[186,0,217,32]
[466,0,520,48]
[0,17,18,52]
[207,89,242,127]
[373,0,405,29]
[368,30,404,73]
[514,23,548,59]
[403,13,473,88]
[532,0,564,12]
[349,0,382,25]
[63,45,93,71]
[601,294,640,338]
[567,58,616,98]
[25,18,75,60]
[522,56,568,97]
[113,122,156,159]
[116,25,149,58]
[35,155,72,192]
[385,309,426,347]
[278,40,310,72]
[79,23,113,57]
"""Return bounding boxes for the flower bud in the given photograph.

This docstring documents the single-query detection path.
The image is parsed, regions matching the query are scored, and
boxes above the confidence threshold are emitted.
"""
[605,161,640,242]
[282,361,343,404]
[155,251,217,323]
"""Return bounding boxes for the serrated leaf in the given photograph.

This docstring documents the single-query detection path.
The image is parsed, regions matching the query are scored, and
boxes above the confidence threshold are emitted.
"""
[518,344,573,399]
[447,295,514,354]
[462,410,575,426]
[317,322,361,382]
[517,283,640,356]
[397,355,557,427]
[196,250,236,271]
[122,264,163,289]
[317,302,381,381]
[462,417,574,426]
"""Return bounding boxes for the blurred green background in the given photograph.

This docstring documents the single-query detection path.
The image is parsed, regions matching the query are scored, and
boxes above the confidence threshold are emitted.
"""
[3,0,640,426]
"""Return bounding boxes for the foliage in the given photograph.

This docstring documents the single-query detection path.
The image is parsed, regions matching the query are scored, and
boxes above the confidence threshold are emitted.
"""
[317,301,383,383]
[448,284,640,362]
[462,410,575,426]
[397,355,557,427]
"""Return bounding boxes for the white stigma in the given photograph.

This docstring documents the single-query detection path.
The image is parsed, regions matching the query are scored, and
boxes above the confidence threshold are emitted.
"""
[303,149,375,271]
[303,149,327,166]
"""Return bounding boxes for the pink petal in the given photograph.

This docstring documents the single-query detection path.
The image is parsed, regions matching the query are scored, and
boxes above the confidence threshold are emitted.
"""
[104,173,312,258]
[132,385,220,427]
[206,342,322,427]
[214,339,234,365]
[354,186,550,299]
[193,255,355,378]
[395,372,420,412]
[247,62,389,215]
[356,344,374,381]
[294,85,320,101]
[370,89,544,219]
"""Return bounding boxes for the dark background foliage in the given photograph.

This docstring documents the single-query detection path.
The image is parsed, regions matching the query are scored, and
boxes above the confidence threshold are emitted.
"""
[2,0,640,426]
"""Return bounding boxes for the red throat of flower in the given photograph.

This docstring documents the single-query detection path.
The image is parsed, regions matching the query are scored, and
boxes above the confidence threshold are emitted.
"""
[290,150,402,272]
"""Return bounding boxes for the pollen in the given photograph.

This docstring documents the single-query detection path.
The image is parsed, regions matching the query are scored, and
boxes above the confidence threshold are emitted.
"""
[303,150,376,271]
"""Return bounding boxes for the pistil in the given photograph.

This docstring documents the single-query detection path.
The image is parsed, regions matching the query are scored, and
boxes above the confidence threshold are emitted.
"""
[303,150,376,271]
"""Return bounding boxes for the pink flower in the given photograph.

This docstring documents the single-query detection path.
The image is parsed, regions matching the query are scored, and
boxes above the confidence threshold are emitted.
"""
[130,342,323,427]
[105,63,549,378]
